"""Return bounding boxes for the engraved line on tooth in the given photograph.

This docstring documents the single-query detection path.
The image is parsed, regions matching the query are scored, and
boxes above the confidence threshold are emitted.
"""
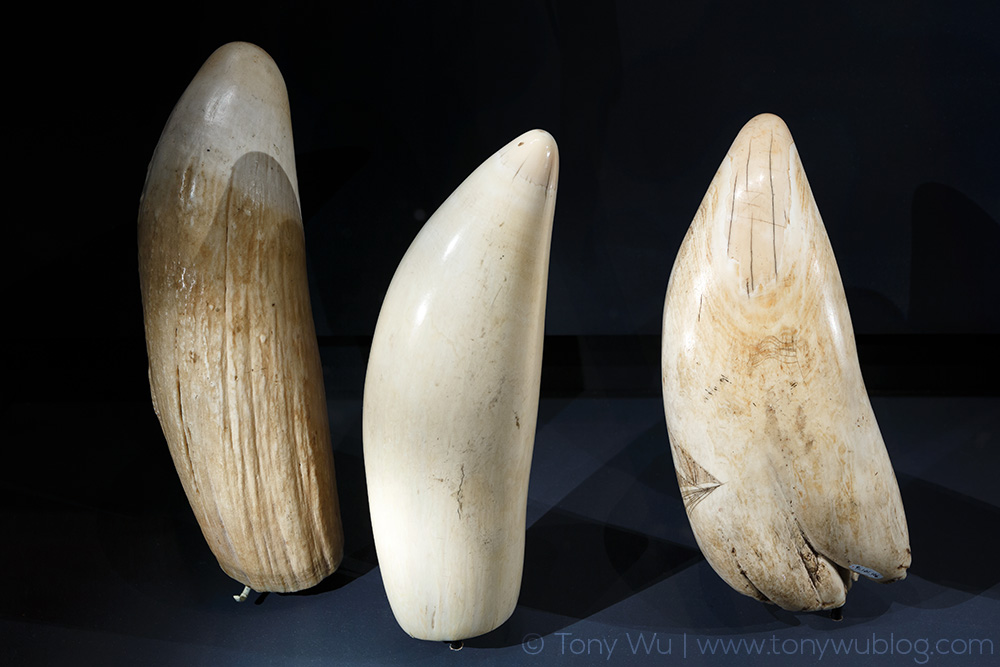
[747,138,754,293]
[728,172,737,254]
[749,332,798,368]
[770,131,778,280]
[672,444,723,511]
[512,155,529,183]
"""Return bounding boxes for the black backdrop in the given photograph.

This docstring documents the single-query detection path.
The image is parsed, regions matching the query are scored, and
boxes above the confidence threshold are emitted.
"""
[5,1,999,663]
[10,0,999,342]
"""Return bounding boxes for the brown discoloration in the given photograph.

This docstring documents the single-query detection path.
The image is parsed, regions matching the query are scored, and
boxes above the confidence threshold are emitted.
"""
[795,405,815,450]
[138,44,342,593]
[141,152,343,592]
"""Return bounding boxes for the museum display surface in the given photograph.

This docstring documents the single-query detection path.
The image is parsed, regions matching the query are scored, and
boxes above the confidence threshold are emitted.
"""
[4,3,997,665]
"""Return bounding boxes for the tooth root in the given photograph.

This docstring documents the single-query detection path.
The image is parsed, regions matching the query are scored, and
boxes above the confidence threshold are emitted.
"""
[662,113,910,612]
[138,42,343,593]
[363,130,558,641]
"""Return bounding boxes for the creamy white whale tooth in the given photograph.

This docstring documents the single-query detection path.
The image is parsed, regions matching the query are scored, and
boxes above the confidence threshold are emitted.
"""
[661,113,910,611]
[363,130,558,641]
[138,42,343,593]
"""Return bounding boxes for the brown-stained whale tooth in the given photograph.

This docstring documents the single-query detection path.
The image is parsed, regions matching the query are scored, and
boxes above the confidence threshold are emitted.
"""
[138,42,343,593]
[661,113,910,611]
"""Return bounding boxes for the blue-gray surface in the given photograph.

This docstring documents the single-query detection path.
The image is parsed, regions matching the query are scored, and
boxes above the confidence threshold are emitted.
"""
[5,396,998,665]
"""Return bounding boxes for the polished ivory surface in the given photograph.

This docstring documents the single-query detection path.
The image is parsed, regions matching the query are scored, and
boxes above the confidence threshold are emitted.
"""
[364,130,558,640]
[661,114,910,611]
[138,42,343,593]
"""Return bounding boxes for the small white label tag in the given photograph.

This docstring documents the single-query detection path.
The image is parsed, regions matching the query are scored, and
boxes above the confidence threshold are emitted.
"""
[850,563,884,580]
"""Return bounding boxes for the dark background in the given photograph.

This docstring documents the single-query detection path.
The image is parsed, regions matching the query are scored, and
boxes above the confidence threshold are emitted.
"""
[9,0,999,342]
[4,1,998,664]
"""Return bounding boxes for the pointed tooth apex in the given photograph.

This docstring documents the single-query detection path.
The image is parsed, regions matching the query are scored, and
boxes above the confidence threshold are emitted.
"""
[499,129,559,190]
[733,113,794,149]
[192,41,286,103]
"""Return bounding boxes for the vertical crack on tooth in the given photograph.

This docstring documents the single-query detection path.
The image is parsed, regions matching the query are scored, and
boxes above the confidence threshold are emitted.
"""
[728,171,737,254]
[796,532,824,594]
[730,547,771,603]
[769,131,778,281]
[174,325,198,495]
[747,138,754,292]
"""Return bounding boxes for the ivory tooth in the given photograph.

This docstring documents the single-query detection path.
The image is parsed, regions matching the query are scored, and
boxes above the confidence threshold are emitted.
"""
[661,113,910,611]
[363,130,558,641]
[138,42,343,593]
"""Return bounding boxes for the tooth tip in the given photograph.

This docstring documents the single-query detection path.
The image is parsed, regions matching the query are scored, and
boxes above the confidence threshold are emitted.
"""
[191,41,286,104]
[519,128,556,145]
[748,111,786,125]
[203,41,279,73]
[213,40,270,56]
[499,129,559,188]
[744,112,789,131]
[733,113,795,151]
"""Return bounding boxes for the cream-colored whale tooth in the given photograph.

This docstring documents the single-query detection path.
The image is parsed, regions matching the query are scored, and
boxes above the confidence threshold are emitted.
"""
[138,42,343,593]
[661,113,910,612]
[363,129,558,641]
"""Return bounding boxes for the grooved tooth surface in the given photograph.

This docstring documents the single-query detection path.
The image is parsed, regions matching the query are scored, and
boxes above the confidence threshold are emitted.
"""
[138,42,343,593]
